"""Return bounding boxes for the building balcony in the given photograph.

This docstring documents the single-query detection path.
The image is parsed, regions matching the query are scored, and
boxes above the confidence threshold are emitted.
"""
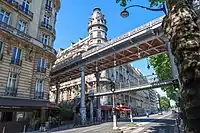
[40,22,56,35]
[0,21,57,56]
[5,87,18,97]
[41,22,52,30]
[3,0,19,8]
[34,91,44,99]
[45,4,52,12]
[37,67,46,73]
[19,5,33,18]
[3,0,33,19]
[11,58,22,66]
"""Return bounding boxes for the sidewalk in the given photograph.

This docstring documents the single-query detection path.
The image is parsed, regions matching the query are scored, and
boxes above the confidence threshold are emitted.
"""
[26,113,165,133]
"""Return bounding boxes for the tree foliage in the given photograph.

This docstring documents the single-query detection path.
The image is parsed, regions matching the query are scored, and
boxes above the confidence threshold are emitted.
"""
[149,54,178,101]
[160,96,171,110]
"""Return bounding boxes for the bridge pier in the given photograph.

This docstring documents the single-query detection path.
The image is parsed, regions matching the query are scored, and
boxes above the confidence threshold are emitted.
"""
[80,65,86,125]
[89,89,94,123]
[95,72,102,122]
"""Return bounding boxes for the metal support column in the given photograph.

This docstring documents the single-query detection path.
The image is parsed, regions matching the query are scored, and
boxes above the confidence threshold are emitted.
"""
[90,98,94,122]
[89,90,94,123]
[80,65,86,125]
[95,72,102,122]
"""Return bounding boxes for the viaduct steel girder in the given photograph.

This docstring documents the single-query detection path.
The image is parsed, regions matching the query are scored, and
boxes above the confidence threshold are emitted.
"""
[94,79,176,97]
[50,16,165,84]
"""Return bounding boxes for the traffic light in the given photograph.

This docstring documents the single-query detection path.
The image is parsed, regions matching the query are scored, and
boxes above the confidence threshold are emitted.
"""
[110,81,115,92]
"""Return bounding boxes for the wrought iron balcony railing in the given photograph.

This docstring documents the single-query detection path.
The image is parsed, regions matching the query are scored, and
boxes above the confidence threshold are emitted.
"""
[18,5,33,18]
[34,91,44,99]
[3,0,33,18]
[45,4,52,11]
[3,0,19,8]
[37,67,46,73]
[0,21,57,55]
[11,58,22,66]
[41,22,53,31]
[5,87,18,97]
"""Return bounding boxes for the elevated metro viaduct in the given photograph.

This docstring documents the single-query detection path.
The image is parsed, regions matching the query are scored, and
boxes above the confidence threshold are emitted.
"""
[50,15,180,125]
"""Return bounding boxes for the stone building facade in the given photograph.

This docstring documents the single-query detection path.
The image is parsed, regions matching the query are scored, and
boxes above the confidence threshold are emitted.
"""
[0,0,60,132]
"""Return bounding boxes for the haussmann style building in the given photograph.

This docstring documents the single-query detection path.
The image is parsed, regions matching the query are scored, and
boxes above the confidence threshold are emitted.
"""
[0,0,60,132]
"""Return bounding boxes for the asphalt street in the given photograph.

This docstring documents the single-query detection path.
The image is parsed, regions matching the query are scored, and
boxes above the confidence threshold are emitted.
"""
[50,112,176,133]
[126,113,176,133]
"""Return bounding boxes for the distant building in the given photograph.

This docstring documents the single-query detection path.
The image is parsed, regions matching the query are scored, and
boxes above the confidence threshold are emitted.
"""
[0,0,60,132]
[50,8,157,119]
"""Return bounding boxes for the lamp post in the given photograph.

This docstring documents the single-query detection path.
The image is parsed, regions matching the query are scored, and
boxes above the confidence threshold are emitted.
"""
[110,81,119,130]
[120,2,167,18]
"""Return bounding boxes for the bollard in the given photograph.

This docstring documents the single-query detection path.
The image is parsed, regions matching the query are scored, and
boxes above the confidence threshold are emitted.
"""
[23,125,26,133]
[2,126,5,133]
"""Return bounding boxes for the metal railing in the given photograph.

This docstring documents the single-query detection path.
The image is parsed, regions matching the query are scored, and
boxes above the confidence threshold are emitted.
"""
[19,5,33,18]
[53,15,164,71]
[11,58,22,66]
[45,4,52,11]
[97,74,175,95]
[41,22,53,31]
[5,87,18,97]
[37,67,46,73]
[0,21,57,55]
[34,91,44,99]
[3,0,33,18]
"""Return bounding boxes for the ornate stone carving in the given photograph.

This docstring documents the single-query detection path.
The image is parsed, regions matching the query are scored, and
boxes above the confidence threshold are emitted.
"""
[24,45,34,62]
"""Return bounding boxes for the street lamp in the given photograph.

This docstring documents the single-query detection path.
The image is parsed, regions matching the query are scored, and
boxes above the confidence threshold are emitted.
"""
[120,2,167,18]
[110,81,119,130]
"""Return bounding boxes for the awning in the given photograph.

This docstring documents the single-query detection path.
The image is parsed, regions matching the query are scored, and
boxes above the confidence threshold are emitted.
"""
[101,105,132,112]
[116,105,131,112]
[0,97,58,110]
[101,105,113,110]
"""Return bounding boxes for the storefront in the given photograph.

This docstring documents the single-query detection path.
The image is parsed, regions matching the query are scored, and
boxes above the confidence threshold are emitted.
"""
[0,97,58,133]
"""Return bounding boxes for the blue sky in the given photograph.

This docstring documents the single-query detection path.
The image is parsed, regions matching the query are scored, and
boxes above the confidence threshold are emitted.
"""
[54,0,164,76]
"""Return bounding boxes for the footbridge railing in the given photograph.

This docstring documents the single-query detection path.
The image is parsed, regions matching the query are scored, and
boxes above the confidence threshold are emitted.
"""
[94,75,178,97]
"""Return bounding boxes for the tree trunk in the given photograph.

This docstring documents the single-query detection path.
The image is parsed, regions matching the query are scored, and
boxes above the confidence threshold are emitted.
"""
[163,0,200,132]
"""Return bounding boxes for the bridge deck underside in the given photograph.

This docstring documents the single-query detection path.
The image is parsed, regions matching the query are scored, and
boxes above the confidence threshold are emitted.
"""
[53,37,166,84]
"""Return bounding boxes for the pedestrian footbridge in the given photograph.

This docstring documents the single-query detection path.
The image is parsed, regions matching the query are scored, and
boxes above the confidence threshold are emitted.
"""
[93,75,178,97]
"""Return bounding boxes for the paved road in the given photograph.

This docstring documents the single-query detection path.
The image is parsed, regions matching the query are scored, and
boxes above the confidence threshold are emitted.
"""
[50,112,175,133]
[126,113,177,133]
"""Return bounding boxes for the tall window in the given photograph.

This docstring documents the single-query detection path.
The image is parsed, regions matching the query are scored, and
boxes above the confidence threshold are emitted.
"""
[18,20,26,32]
[97,32,101,37]
[37,57,46,73]
[35,79,44,92]
[35,79,44,99]
[6,72,18,96]
[11,48,22,65]
[44,15,50,24]
[22,0,30,13]
[42,34,50,45]
[46,0,52,7]
[7,73,17,88]
[0,9,10,24]
[0,41,4,60]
